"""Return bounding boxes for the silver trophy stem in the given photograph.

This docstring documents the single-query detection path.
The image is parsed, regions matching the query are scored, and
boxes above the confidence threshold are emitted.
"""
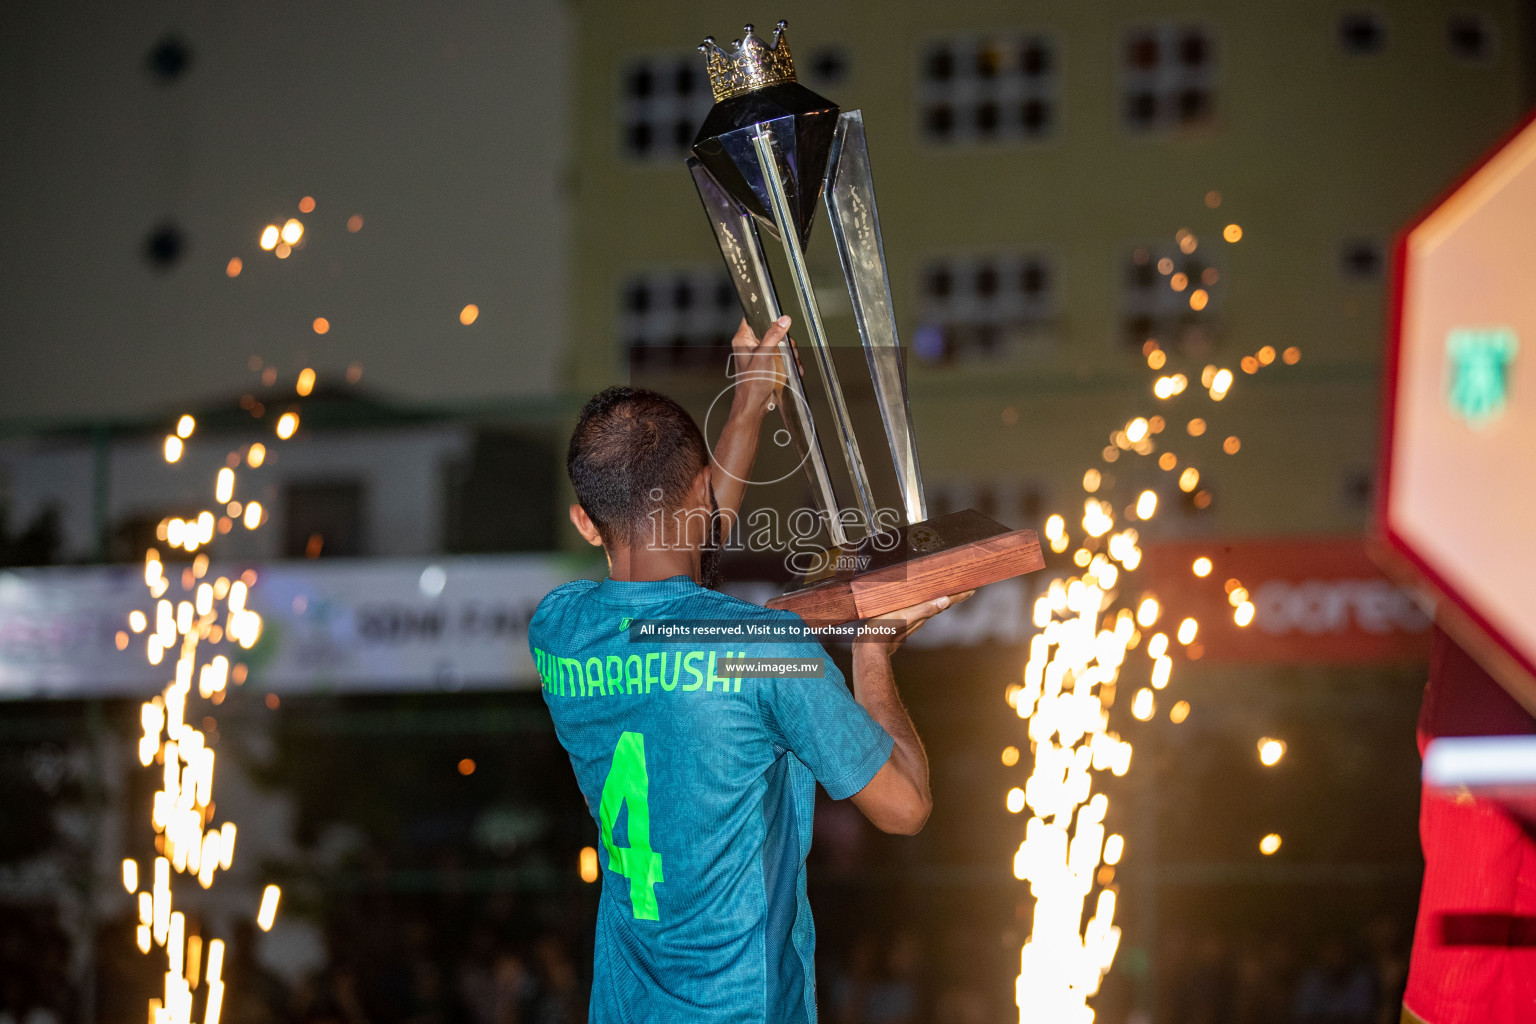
[824,111,928,526]
[688,159,849,547]
[750,125,879,534]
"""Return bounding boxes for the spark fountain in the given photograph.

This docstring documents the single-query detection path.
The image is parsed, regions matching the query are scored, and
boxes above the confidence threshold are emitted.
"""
[1008,215,1300,1021]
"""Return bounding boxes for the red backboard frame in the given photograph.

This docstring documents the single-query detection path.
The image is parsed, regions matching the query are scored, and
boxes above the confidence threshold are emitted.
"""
[1373,104,1536,711]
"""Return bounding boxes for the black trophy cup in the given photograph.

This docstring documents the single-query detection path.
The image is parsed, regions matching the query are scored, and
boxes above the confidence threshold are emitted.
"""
[688,21,1043,624]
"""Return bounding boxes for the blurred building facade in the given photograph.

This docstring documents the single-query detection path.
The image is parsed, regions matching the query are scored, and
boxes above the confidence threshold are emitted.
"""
[0,0,573,423]
[1,1,1529,564]
[567,0,1530,543]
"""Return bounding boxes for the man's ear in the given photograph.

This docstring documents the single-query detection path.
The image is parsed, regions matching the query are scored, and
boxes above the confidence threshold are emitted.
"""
[689,464,712,506]
[568,504,605,548]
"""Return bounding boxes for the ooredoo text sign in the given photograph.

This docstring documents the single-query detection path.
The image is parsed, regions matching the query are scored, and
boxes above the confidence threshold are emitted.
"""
[1138,539,1431,663]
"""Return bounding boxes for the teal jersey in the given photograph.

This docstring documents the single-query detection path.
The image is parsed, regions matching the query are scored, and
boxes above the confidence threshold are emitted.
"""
[528,576,893,1024]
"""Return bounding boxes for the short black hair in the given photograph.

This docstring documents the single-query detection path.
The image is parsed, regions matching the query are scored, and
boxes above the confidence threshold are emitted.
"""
[567,386,709,547]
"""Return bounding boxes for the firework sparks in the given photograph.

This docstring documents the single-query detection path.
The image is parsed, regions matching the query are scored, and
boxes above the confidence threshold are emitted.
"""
[1011,216,1298,1020]
[123,358,316,1024]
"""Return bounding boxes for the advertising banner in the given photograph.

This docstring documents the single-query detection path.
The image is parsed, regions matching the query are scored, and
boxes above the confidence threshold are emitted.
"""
[0,538,1431,699]
[1135,538,1432,663]
[0,557,589,699]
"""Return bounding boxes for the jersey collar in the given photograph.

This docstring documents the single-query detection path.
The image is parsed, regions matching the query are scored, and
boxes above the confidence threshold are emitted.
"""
[590,575,701,605]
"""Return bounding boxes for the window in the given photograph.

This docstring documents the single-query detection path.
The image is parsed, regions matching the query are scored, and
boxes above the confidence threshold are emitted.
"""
[621,56,715,161]
[920,34,1058,143]
[284,481,365,558]
[143,220,187,270]
[145,34,193,84]
[1340,239,1384,280]
[1447,13,1495,61]
[912,252,1057,363]
[445,433,558,553]
[1121,24,1217,133]
[926,480,1045,527]
[1340,468,1375,511]
[1121,242,1221,353]
[1338,11,1388,55]
[805,46,850,88]
[621,268,740,368]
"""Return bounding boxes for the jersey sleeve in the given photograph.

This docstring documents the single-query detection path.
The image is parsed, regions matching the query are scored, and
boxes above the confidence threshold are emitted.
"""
[755,631,894,800]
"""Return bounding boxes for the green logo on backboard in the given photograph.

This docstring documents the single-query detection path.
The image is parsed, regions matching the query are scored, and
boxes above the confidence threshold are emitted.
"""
[1446,327,1517,429]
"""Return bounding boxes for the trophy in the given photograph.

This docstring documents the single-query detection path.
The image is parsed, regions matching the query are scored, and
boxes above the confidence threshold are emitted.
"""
[689,20,1043,624]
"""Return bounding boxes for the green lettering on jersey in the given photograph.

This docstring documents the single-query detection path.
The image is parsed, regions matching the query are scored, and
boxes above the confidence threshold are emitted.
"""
[644,652,660,693]
[606,655,624,697]
[661,651,680,691]
[585,657,606,696]
[598,731,664,921]
[681,651,704,691]
[559,657,584,697]
[625,654,643,694]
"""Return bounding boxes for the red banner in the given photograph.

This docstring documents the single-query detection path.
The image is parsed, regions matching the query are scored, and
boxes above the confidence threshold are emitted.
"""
[1136,538,1432,663]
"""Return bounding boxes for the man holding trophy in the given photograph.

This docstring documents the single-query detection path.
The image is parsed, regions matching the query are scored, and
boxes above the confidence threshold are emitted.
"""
[528,20,1041,1022]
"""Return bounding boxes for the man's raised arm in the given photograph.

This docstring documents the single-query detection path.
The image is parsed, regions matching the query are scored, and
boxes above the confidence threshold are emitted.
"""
[709,316,792,535]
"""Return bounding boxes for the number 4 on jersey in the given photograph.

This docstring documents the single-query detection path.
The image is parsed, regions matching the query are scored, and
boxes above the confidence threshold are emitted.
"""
[598,731,665,921]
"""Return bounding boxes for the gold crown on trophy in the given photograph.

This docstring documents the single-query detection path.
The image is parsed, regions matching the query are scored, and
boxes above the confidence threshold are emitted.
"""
[699,20,796,102]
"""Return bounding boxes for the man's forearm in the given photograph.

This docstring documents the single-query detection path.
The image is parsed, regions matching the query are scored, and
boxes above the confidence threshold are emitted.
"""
[709,399,765,533]
[711,317,792,531]
[852,643,930,809]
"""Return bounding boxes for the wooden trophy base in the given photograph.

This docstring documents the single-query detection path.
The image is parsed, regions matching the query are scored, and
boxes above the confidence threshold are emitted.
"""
[765,509,1044,626]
